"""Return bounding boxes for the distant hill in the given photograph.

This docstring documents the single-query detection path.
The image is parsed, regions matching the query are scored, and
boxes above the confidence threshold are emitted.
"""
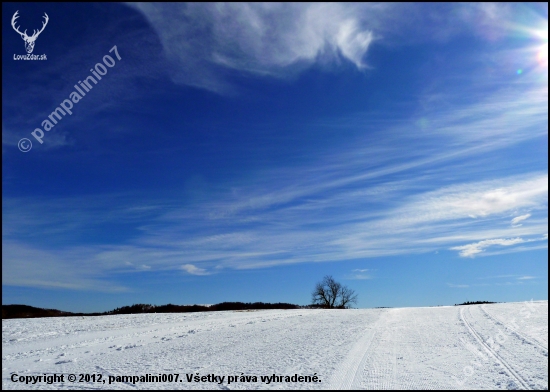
[2,301,300,319]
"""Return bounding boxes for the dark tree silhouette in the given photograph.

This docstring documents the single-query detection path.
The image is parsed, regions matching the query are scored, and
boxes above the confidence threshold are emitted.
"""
[312,275,358,309]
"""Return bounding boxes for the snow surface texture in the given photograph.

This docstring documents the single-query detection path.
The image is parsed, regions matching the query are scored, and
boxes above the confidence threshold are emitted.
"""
[2,301,548,390]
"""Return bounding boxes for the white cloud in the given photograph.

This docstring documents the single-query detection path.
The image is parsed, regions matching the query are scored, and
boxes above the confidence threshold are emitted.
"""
[511,213,531,226]
[479,274,522,280]
[346,274,372,280]
[180,264,210,276]
[451,238,526,258]
[2,123,72,153]
[1,241,128,292]
[2,60,547,288]
[477,274,539,281]
[128,3,376,92]
[126,3,527,93]
[402,176,547,223]
[447,283,469,288]
[2,171,547,290]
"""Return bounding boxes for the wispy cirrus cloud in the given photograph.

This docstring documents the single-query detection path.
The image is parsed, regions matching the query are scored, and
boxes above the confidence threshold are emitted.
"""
[3,10,547,290]
[345,269,373,280]
[518,276,537,280]
[511,213,531,226]
[181,264,210,276]
[451,238,526,258]
[454,274,541,289]
[127,3,377,93]
[1,240,129,292]
[3,170,546,290]
[447,283,469,288]
[346,274,372,280]
[127,2,524,93]
[2,124,72,153]
[3,75,548,286]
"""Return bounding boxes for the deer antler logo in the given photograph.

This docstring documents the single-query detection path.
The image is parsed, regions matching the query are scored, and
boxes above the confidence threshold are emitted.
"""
[11,10,49,54]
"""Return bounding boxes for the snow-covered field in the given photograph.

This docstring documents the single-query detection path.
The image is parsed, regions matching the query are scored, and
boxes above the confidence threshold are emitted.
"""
[2,301,547,390]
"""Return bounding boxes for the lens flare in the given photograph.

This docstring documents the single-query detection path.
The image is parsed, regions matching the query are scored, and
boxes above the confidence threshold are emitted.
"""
[537,27,548,67]
[538,43,548,66]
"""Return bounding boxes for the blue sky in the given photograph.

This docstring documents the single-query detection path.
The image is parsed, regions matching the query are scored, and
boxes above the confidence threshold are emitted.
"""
[2,3,548,313]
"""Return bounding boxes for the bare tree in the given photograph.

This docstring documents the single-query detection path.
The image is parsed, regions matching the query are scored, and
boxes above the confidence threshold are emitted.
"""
[312,275,358,309]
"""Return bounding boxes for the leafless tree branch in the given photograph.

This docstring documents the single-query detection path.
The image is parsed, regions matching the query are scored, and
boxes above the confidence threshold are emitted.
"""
[311,275,357,309]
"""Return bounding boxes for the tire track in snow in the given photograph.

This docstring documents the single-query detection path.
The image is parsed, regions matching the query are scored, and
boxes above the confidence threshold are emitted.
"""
[391,336,397,389]
[327,311,384,389]
[376,322,399,390]
[480,305,548,354]
[460,306,532,390]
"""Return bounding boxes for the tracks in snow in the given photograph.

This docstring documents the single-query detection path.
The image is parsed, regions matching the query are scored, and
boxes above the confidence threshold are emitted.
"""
[327,312,383,389]
[328,310,409,390]
[480,305,548,354]
[4,304,546,390]
[460,306,532,390]
[332,306,545,390]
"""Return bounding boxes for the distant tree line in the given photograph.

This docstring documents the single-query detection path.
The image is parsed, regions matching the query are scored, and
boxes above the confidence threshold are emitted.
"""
[1,305,101,319]
[454,301,496,306]
[105,302,300,315]
[2,302,301,319]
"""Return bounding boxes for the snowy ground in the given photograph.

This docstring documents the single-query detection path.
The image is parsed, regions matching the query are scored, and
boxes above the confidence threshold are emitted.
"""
[2,301,547,390]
